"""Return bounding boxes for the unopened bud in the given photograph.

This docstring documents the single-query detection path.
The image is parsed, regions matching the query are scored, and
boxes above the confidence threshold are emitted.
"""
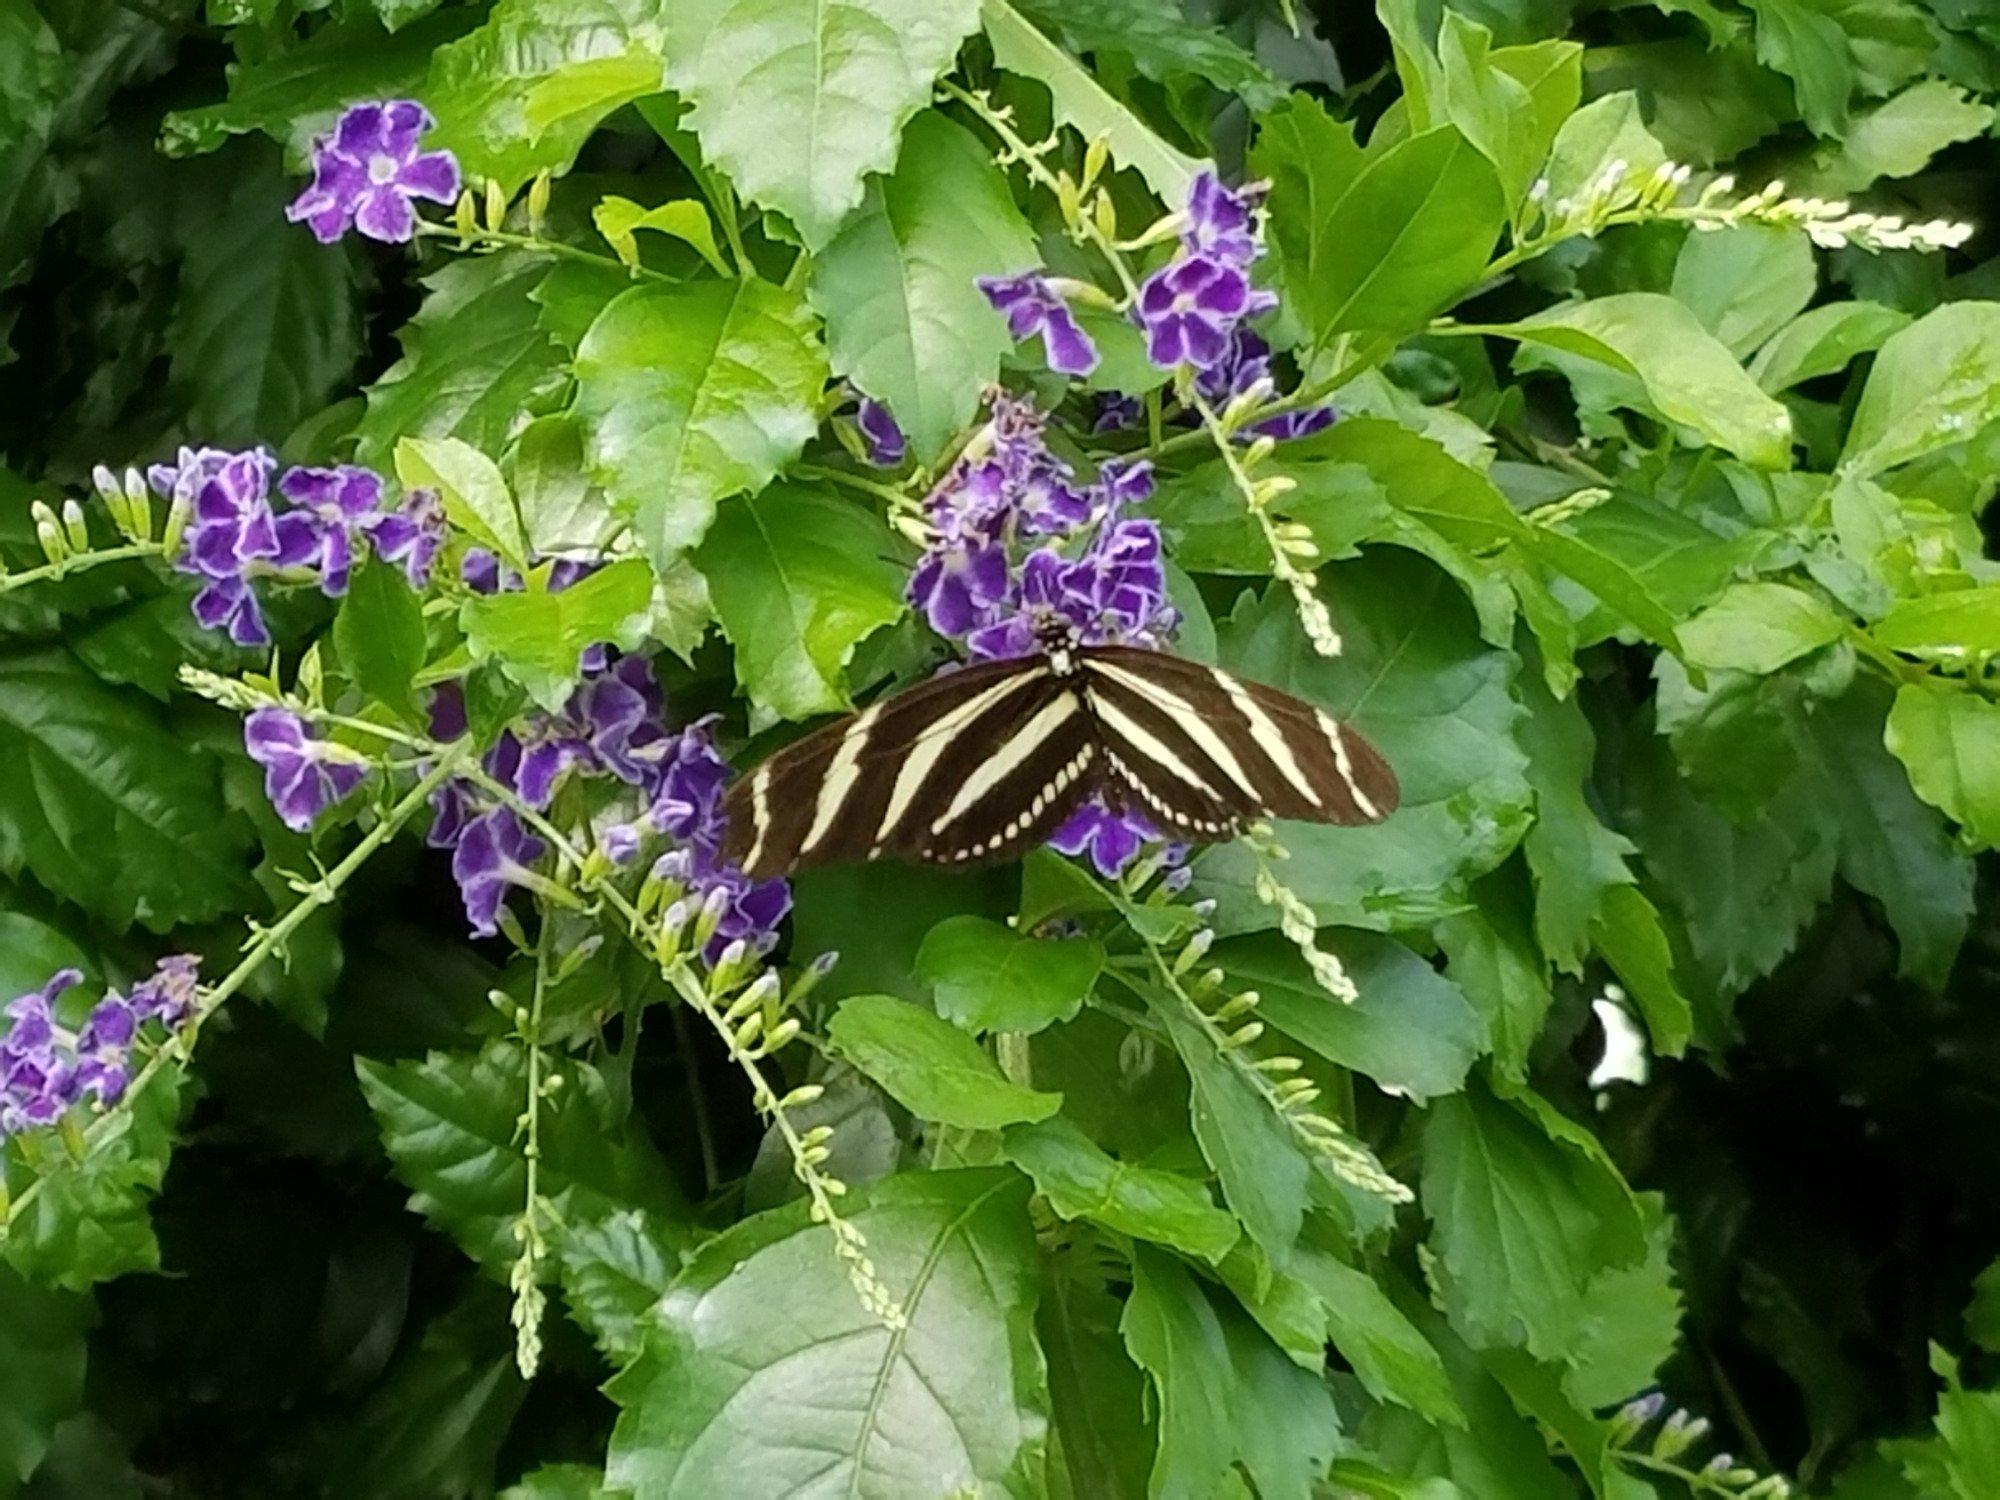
[526,171,551,230]
[484,176,508,230]
[31,502,65,565]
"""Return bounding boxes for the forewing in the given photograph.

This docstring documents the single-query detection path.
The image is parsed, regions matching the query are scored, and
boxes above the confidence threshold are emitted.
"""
[722,658,1088,879]
[1080,646,1398,830]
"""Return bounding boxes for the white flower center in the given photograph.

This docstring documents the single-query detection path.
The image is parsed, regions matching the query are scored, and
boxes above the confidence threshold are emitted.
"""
[367,154,399,185]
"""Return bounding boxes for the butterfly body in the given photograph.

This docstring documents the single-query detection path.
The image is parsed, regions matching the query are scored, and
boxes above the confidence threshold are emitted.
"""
[721,630,1397,881]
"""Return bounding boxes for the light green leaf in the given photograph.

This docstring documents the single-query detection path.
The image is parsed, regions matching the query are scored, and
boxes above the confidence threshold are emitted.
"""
[356,252,571,469]
[1273,123,1505,344]
[0,1266,91,1488]
[1539,90,1669,210]
[426,0,669,193]
[1437,14,1581,212]
[357,1042,690,1273]
[1750,300,1909,394]
[396,435,527,573]
[606,1170,1048,1497]
[1250,95,1365,345]
[1147,986,1313,1263]
[665,0,981,247]
[1804,79,1995,194]
[1215,931,1487,1103]
[557,1209,683,1363]
[981,0,1199,207]
[1886,679,2000,849]
[692,483,904,723]
[1840,303,2000,479]
[1679,580,1845,673]
[811,111,1038,463]
[461,557,655,711]
[0,650,254,932]
[1876,588,2000,654]
[1121,1245,1344,1500]
[1495,293,1794,469]
[1194,553,1533,933]
[335,559,426,715]
[592,196,728,276]
[575,279,828,566]
[915,914,1103,1035]
[1007,0,1284,110]
[1003,1117,1239,1263]
[827,994,1061,1129]
[1670,224,1816,358]
[1421,1079,1645,1360]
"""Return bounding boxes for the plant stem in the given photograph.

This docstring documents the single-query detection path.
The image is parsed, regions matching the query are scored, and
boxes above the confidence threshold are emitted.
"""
[0,542,164,596]
[1,749,468,1238]
[415,219,673,284]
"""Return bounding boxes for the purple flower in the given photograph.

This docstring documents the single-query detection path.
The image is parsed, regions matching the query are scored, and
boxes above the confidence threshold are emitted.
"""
[648,716,732,849]
[909,535,1011,638]
[287,100,460,246]
[1196,328,1273,407]
[1092,457,1156,515]
[1248,406,1338,442]
[857,398,906,467]
[128,954,200,1031]
[1047,798,1159,878]
[577,656,668,788]
[1,960,199,1137]
[644,721,791,959]
[1183,170,1265,269]
[175,448,281,646]
[462,548,522,595]
[965,548,1095,661]
[276,464,388,597]
[244,708,369,832]
[1093,392,1143,432]
[363,487,446,587]
[978,273,1100,377]
[602,824,642,866]
[451,808,546,938]
[1082,517,1174,640]
[1136,256,1273,372]
[3,970,80,1062]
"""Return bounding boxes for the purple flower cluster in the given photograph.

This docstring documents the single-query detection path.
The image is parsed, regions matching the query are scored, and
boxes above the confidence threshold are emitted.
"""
[1135,171,1276,372]
[151,448,442,647]
[905,391,1178,874]
[288,100,460,246]
[423,658,788,951]
[1,958,199,1139]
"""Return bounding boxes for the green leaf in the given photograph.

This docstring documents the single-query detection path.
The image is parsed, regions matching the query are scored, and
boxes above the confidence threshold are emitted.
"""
[1750,300,1910,394]
[606,1170,1048,1497]
[0,1266,91,1488]
[1041,1273,1158,1499]
[1249,95,1365,343]
[574,279,828,566]
[1147,986,1313,1264]
[915,914,1103,1035]
[161,10,474,158]
[1436,14,1582,212]
[1194,553,1533,933]
[692,483,904,723]
[557,1209,682,1364]
[395,435,528,572]
[1007,0,1284,110]
[1291,1248,1461,1426]
[426,0,670,193]
[461,557,654,711]
[1539,90,1669,210]
[1670,224,1817,358]
[355,252,571,469]
[167,146,363,445]
[1924,1346,2000,1500]
[810,111,1038,463]
[1517,664,1635,973]
[1746,0,1856,137]
[591,196,729,277]
[1590,884,1693,1059]
[1564,1196,1684,1409]
[1003,1116,1239,1262]
[356,1042,690,1273]
[0,650,253,932]
[1436,872,1554,1088]
[1494,293,1795,469]
[1840,302,2000,479]
[334,559,426,714]
[1215,931,1487,1103]
[1887,679,2000,849]
[502,1464,613,1500]
[1678,580,1845,673]
[980,0,1200,207]
[1271,123,1505,344]
[827,994,1062,1129]
[1121,1244,1344,1499]
[664,0,981,247]
[2,1070,187,1289]
[1804,80,1995,195]
[1878,590,2000,655]
[1421,1078,1645,1360]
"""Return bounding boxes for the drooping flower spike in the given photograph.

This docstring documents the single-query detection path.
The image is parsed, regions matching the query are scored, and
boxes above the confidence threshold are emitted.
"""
[287,100,461,245]
[2,958,200,1139]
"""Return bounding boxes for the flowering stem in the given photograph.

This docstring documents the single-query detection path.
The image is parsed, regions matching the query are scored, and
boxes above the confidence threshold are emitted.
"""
[793,462,916,510]
[0,541,165,595]
[414,219,673,285]
[0,748,470,1239]
[509,914,553,1379]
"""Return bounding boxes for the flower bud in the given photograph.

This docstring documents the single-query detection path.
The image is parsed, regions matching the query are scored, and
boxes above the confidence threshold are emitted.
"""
[61,499,90,553]
[31,501,66,565]
[526,171,551,230]
[484,176,508,230]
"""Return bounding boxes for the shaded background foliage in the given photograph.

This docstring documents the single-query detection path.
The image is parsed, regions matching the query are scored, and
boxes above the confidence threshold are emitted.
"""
[3,0,2000,1497]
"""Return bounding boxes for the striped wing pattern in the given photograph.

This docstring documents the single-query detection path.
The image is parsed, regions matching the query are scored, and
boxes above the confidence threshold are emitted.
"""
[721,646,1398,880]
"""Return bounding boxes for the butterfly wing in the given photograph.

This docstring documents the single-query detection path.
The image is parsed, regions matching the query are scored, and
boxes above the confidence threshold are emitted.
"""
[1077,645,1398,835]
[721,657,1100,880]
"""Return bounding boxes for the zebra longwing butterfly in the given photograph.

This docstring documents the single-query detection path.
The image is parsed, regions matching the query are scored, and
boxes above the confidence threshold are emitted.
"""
[721,617,1398,881]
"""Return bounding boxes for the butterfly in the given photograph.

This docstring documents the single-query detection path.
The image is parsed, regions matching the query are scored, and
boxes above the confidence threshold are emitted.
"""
[720,615,1398,881]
